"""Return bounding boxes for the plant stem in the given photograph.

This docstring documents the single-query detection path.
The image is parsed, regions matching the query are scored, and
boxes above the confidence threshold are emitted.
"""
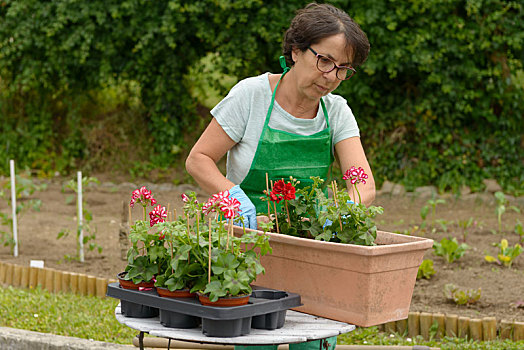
[354,184,362,205]
[285,201,291,224]
[332,181,343,233]
[170,241,174,274]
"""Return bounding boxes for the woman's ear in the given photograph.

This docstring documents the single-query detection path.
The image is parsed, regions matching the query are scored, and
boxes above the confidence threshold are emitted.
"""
[291,47,301,63]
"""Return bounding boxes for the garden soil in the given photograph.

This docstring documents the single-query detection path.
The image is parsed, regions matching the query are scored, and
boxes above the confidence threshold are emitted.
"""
[1,176,523,324]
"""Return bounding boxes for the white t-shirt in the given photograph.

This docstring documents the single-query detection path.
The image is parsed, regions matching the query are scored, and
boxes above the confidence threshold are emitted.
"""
[212,72,360,185]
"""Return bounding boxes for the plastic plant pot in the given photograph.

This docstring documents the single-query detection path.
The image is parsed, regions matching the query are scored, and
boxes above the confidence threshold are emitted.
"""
[197,293,250,307]
[157,287,196,298]
[117,272,155,290]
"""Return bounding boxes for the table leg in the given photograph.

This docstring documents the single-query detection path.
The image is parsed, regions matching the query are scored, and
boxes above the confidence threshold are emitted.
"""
[138,331,144,350]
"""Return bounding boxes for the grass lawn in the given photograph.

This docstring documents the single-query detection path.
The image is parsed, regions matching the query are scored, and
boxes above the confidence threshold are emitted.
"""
[1,285,522,349]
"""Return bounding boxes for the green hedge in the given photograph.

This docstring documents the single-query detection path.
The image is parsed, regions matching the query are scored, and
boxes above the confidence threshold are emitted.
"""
[0,0,522,193]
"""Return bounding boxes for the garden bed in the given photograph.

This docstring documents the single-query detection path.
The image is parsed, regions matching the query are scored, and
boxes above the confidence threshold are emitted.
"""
[0,177,523,323]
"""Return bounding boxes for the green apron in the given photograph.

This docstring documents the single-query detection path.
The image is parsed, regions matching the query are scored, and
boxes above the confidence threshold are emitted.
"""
[239,64,334,214]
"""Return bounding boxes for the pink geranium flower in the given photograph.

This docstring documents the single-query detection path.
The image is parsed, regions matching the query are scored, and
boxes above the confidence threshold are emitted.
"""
[149,205,167,227]
[343,166,368,185]
[130,186,157,208]
[219,197,241,219]
[203,190,230,216]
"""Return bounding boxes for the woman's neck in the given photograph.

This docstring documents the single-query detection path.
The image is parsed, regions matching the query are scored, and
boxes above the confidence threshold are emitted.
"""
[269,72,319,119]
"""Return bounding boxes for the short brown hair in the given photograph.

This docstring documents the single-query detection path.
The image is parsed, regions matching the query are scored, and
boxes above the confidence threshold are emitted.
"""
[282,3,370,67]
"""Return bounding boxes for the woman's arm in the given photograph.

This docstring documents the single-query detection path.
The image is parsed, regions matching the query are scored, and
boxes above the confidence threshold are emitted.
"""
[334,136,376,206]
[185,118,237,194]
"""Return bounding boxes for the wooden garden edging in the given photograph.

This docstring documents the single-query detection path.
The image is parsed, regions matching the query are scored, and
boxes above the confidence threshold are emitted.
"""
[379,311,524,341]
[1,260,523,342]
[0,260,116,299]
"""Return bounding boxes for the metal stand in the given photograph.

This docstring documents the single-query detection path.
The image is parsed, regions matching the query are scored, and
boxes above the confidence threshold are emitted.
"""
[116,304,355,349]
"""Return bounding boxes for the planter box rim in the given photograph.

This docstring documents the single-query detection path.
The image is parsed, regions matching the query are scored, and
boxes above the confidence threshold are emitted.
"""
[234,226,433,256]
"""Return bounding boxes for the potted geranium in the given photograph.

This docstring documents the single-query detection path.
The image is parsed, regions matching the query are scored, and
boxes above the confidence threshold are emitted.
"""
[118,186,168,289]
[233,167,433,327]
[153,217,206,298]
[177,191,271,306]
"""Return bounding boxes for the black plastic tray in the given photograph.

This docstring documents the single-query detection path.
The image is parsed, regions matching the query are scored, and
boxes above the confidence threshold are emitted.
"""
[107,283,302,337]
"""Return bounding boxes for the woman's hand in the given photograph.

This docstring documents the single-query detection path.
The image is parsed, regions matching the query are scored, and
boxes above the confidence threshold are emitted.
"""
[229,185,257,229]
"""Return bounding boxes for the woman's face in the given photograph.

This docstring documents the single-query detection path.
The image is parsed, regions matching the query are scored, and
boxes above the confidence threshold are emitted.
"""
[291,33,353,101]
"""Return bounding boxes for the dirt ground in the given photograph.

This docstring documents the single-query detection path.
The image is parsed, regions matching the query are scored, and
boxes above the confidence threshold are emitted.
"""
[1,175,523,324]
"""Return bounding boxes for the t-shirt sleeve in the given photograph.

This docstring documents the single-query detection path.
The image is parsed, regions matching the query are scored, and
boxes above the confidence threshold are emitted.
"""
[329,95,360,144]
[210,81,251,143]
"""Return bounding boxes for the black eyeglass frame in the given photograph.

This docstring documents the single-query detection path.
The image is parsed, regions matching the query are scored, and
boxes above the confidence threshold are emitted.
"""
[307,47,356,80]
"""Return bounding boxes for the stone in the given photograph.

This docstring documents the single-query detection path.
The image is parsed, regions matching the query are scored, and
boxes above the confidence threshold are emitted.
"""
[391,183,406,196]
[379,180,395,194]
[482,179,502,193]
[459,185,471,196]
[414,186,437,198]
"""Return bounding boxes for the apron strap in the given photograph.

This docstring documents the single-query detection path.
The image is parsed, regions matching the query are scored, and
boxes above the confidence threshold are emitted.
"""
[263,56,329,129]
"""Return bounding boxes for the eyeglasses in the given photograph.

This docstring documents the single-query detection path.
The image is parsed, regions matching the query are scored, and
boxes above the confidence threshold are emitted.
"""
[308,47,356,80]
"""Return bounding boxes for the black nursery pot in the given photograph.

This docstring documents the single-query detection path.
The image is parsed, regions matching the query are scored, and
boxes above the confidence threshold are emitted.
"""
[120,299,159,318]
[251,290,288,330]
[160,309,200,328]
[202,316,252,337]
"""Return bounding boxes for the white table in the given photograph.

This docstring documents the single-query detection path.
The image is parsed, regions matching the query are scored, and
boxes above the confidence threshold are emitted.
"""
[115,304,355,348]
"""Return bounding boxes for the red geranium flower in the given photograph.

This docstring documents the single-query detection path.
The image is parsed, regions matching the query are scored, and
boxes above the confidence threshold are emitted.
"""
[272,180,285,195]
[269,191,283,203]
[283,183,296,200]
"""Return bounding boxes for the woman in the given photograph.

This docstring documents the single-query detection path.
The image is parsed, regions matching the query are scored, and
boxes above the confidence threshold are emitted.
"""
[187,4,373,348]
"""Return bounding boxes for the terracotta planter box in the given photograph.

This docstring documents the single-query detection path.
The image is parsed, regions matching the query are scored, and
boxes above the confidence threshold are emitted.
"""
[234,227,433,327]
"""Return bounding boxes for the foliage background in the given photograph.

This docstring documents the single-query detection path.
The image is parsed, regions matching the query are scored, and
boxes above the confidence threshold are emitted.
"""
[0,0,522,194]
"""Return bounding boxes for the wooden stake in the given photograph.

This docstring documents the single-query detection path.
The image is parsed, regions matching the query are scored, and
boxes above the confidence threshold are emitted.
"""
[87,275,96,296]
[499,319,513,339]
[433,313,445,340]
[469,318,482,340]
[482,317,496,341]
[226,220,231,250]
[167,203,171,221]
[174,209,177,221]
[407,312,420,339]
[270,180,279,233]
[61,272,71,293]
[265,173,271,218]
[208,217,212,284]
[514,321,524,341]
[396,319,407,336]
[384,321,396,334]
[419,312,432,340]
[95,277,107,298]
[445,314,458,337]
[458,316,470,339]
[20,266,29,288]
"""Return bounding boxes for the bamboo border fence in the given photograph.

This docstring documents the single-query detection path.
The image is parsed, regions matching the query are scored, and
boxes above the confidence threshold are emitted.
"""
[0,260,523,341]
[0,261,116,299]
